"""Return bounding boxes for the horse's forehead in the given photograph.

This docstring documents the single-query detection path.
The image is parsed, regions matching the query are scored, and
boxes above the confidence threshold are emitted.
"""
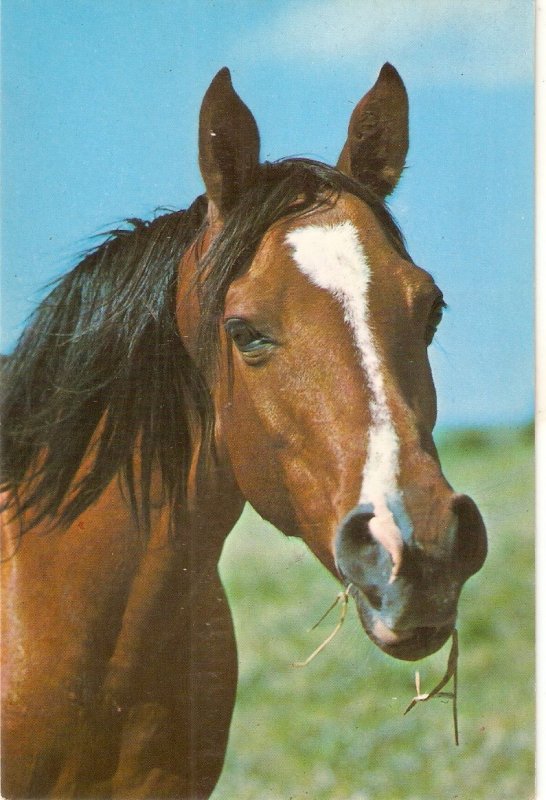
[277,196,413,296]
[259,194,410,288]
[240,193,435,316]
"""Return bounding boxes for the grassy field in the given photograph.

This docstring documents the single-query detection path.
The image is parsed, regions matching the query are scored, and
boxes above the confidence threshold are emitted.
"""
[212,426,534,800]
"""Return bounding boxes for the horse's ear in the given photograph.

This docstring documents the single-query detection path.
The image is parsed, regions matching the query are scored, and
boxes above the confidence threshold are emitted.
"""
[198,67,260,220]
[337,63,408,198]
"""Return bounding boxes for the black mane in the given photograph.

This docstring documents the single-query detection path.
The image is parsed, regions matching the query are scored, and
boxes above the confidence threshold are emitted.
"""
[1,158,410,537]
[1,198,211,536]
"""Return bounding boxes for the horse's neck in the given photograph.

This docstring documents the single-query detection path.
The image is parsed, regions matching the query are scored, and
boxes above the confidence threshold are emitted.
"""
[94,460,244,700]
[1,457,244,797]
[2,450,245,642]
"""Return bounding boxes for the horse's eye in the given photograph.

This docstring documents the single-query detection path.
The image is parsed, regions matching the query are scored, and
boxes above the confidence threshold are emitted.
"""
[425,297,446,345]
[224,318,275,359]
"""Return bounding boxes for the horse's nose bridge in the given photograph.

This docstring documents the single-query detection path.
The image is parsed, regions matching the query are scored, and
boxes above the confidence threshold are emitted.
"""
[392,439,456,547]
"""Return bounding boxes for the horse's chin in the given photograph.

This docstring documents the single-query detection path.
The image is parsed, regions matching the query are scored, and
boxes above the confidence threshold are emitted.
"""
[351,587,454,662]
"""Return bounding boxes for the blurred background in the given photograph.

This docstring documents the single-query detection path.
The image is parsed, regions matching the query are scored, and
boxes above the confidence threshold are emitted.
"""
[2,2,534,798]
[219,427,534,800]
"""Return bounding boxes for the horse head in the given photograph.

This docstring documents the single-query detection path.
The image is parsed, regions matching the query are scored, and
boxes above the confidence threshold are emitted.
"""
[178,65,487,662]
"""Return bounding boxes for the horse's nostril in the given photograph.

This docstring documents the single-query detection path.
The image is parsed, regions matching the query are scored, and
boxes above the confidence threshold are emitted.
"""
[335,503,392,595]
[337,503,375,551]
[364,586,382,611]
[451,493,487,578]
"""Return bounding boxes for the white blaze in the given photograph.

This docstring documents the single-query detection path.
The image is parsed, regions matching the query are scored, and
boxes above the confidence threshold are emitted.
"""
[286,221,407,570]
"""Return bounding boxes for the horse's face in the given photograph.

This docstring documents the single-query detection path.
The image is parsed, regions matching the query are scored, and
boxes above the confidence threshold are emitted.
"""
[194,66,487,661]
[218,193,486,661]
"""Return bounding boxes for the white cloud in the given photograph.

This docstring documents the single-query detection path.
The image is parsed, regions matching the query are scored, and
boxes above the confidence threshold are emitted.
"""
[250,0,533,87]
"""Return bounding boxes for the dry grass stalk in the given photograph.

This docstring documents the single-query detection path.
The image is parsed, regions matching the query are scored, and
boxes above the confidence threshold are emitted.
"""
[293,589,460,746]
[292,584,352,668]
[404,629,459,745]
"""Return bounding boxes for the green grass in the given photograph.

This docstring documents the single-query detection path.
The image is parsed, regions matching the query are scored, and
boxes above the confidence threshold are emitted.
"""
[212,427,534,800]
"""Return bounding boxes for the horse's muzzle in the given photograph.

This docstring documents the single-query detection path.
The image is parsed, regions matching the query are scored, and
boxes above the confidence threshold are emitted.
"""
[335,496,487,661]
[349,584,455,661]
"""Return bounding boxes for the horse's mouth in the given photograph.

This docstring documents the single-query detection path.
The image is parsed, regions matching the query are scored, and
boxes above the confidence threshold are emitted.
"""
[350,586,454,662]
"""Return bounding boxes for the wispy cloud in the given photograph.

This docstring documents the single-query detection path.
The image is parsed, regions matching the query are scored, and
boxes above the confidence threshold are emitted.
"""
[249,0,533,87]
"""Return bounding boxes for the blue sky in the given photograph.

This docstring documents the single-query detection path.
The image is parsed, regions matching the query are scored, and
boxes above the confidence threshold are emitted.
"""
[1,0,534,427]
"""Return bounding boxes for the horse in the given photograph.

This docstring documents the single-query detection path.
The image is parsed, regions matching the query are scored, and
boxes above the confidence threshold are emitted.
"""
[1,64,487,799]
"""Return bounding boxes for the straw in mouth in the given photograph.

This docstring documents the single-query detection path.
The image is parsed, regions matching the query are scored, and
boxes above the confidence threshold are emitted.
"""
[404,628,459,746]
[292,587,460,746]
